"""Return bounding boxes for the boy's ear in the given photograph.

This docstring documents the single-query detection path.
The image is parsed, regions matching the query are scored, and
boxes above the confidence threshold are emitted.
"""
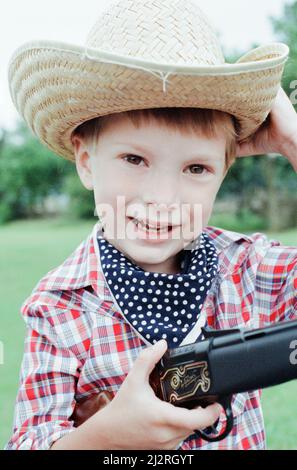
[72,136,94,191]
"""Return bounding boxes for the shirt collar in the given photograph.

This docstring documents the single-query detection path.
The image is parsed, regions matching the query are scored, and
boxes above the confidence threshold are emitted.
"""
[36,221,253,300]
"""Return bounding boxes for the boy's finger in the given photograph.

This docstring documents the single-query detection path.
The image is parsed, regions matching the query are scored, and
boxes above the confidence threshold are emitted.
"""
[163,402,222,432]
[131,340,167,382]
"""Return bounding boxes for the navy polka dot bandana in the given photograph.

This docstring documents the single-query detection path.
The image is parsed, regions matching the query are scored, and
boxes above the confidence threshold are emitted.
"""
[97,232,218,348]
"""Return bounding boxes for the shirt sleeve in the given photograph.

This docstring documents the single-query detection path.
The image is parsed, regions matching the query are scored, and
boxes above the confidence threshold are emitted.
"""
[254,242,297,326]
[4,300,81,450]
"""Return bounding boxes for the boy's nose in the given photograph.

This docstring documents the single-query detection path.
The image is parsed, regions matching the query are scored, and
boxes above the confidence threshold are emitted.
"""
[142,176,179,209]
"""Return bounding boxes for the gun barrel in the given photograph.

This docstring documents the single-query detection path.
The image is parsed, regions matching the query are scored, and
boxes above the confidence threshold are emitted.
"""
[207,320,297,395]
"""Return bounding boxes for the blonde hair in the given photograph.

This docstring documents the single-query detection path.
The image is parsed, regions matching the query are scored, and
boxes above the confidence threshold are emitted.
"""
[72,108,239,171]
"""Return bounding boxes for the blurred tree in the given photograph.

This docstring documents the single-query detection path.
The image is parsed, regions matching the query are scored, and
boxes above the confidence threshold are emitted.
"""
[62,172,95,220]
[0,122,73,223]
[270,1,297,96]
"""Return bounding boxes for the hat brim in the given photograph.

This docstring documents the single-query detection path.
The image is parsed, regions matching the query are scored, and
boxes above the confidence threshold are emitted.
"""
[8,40,289,161]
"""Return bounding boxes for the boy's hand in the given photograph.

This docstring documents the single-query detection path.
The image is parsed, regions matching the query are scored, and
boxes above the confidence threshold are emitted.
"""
[236,87,297,172]
[92,340,222,450]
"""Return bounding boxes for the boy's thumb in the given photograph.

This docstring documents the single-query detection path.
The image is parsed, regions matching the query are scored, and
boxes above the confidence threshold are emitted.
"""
[133,340,168,381]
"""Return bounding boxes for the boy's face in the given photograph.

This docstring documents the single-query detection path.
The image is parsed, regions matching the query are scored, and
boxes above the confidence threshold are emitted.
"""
[74,114,227,274]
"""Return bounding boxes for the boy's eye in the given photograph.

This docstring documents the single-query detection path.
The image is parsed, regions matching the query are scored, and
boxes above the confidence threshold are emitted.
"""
[187,165,208,175]
[122,154,144,165]
[122,154,209,175]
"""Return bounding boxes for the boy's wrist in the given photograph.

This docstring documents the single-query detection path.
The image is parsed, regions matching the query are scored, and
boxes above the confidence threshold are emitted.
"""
[51,407,113,450]
[280,130,297,172]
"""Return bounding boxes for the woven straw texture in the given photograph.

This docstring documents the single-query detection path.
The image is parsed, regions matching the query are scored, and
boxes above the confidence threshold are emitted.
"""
[8,0,289,161]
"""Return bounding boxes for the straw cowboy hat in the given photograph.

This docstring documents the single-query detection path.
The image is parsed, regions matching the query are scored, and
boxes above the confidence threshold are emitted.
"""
[8,0,289,162]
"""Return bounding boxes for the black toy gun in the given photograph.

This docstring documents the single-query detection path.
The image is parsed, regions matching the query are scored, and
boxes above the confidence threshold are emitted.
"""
[149,319,297,442]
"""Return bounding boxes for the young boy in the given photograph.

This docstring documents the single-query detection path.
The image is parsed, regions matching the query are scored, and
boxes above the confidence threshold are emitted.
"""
[5,0,297,450]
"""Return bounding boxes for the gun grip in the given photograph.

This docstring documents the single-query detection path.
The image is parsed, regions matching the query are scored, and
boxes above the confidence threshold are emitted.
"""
[193,395,234,443]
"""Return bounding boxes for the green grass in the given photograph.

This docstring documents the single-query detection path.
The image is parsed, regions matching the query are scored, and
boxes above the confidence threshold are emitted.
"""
[0,217,296,449]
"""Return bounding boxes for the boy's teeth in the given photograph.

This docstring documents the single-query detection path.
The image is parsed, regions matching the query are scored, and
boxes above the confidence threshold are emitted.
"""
[133,218,169,233]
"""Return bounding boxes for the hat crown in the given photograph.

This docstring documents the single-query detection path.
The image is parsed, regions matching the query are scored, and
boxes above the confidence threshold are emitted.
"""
[85,0,225,66]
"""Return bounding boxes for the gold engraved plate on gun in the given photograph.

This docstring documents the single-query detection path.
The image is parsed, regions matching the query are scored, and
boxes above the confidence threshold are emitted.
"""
[160,361,211,404]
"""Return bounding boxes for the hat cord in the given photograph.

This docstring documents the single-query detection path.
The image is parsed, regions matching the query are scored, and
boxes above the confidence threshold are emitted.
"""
[80,46,173,93]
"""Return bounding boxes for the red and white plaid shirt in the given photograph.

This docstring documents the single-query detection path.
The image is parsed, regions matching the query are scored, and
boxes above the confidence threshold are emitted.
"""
[4,221,297,450]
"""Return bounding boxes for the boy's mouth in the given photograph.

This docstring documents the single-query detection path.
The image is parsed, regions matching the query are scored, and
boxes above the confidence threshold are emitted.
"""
[128,217,174,234]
